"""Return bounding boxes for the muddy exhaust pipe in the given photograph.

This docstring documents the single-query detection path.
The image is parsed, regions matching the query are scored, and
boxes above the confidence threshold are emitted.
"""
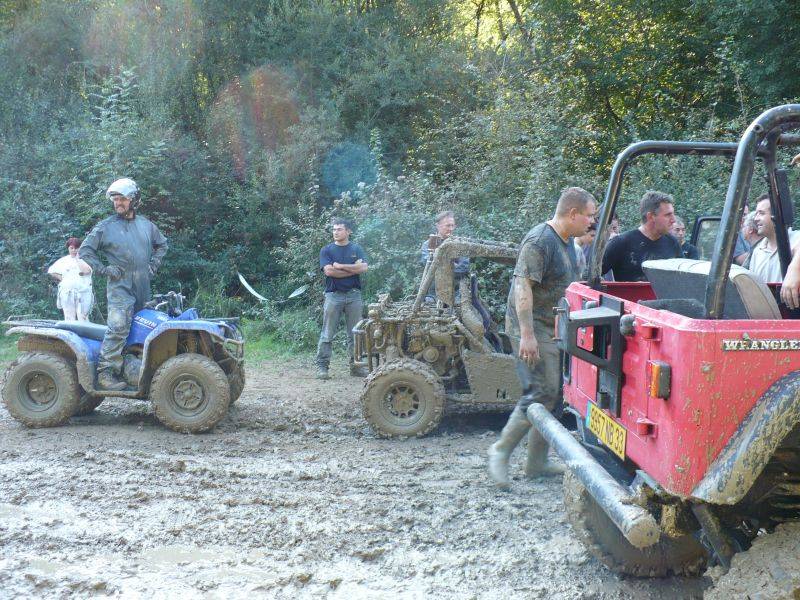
[527,404,661,549]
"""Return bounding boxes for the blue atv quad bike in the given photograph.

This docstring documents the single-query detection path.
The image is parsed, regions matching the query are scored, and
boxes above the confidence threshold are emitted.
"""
[1,292,244,433]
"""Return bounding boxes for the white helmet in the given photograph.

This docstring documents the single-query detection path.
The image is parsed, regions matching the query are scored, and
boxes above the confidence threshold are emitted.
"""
[106,178,140,206]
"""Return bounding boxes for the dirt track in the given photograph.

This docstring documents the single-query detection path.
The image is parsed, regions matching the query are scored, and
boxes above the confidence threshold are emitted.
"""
[0,355,708,598]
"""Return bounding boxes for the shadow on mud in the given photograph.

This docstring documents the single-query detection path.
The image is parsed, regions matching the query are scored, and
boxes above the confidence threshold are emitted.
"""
[69,398,158,428]
[436,408,577,436]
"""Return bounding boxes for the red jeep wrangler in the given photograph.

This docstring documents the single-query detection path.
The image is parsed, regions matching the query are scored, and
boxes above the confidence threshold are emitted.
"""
[530,105,800,590]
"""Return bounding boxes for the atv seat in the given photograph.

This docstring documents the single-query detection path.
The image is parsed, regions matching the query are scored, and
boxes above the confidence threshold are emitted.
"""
[641,258,781,319]
[54,321,108,340]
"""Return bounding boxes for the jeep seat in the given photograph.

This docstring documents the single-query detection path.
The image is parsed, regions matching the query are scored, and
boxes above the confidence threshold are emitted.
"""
[54,321,108,340]
[641,258,781,320]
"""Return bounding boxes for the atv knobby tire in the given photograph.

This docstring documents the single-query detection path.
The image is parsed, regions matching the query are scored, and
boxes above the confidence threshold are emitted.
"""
[706,523,800,600]
[2,352,80,427]
[361,359,445,438]
[150,353,230,433]
[228,364,245,404]
[563,470,707,577]
[74,392,104,416]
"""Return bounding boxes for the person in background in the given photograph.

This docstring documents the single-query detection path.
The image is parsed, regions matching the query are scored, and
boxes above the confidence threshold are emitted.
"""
[601,191,681,281]
[48,237,93,321]
[574,223,596,278]
[733,201,752,265]
[609,214,620,238]
[671,216,699,259]
[740,212,762,255]
[747,194,800,283]
[315,217,369,380]
[776,154,800,307]
[419,210,469,302]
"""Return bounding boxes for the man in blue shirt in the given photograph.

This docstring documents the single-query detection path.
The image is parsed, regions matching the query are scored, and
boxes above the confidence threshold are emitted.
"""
[315,218,369,380]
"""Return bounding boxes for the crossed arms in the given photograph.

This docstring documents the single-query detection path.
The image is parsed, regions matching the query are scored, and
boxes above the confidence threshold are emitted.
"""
[323,260,368,278]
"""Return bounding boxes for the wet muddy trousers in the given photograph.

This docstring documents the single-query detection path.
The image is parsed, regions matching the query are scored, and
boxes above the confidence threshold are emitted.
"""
[97,297,135,376]
[514,339,561,413]
[315,290,363,369]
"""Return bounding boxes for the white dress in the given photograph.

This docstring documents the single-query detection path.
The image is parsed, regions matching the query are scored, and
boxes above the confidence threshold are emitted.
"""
[48,255,93,320]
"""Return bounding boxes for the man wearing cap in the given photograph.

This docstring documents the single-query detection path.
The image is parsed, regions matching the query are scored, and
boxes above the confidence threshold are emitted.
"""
[80,178,168,391]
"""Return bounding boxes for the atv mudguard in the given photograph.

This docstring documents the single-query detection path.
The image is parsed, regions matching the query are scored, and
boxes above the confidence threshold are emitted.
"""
[692,370,800,504]
[6,326,98,392]
[138,320,237,389]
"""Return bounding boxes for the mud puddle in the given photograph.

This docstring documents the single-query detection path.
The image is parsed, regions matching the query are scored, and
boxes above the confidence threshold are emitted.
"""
[0,356,708,598]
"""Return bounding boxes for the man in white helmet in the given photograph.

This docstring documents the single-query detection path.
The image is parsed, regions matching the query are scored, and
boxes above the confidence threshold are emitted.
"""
[79,178,168,390]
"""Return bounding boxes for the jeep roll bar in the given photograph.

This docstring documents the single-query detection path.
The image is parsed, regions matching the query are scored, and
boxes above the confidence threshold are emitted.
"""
[588,105,800,319]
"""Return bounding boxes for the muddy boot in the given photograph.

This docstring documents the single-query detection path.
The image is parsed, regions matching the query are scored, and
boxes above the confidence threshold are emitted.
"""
[349,362,368,378]
[487,407,531,489]
[315,365,330,380]
[97,370,127,391]
[524,427,565,477]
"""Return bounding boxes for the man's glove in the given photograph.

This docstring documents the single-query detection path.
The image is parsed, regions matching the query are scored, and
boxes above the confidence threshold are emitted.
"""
[104,265,123,281]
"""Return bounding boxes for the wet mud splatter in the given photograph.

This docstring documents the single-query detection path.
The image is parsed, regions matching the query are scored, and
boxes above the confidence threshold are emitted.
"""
[0,356,707,598]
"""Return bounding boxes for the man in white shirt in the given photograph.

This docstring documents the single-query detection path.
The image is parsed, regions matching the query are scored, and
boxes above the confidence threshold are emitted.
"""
[748,194,800,283]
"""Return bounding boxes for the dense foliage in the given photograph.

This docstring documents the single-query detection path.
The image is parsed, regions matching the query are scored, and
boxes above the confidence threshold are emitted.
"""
[1,1,798,346]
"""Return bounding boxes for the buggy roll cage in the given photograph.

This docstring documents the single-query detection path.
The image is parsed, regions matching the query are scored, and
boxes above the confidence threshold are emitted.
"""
[588,104,800,319]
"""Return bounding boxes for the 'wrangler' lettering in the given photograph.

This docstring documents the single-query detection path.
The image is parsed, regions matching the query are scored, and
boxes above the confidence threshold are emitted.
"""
[721,338,800,351]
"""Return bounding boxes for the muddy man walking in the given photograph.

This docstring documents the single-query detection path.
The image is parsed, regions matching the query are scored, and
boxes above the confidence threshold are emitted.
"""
[488,187,597,489]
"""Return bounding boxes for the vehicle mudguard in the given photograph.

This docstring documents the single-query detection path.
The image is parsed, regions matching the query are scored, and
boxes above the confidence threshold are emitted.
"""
[5,326,98,392]
[138,321,227,388]
[691,370,800,504]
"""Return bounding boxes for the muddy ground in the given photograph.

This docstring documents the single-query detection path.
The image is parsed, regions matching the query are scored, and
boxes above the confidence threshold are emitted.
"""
[0,355,710,599]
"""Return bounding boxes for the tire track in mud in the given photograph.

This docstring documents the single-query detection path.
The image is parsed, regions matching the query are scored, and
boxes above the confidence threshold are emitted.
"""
[0,356,706,598]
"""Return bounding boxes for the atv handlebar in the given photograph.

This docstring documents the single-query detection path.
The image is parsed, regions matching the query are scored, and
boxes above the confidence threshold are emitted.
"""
[145,291,185,316]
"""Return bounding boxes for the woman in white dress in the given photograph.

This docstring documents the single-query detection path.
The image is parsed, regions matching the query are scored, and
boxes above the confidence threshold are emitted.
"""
[47,237,94,321]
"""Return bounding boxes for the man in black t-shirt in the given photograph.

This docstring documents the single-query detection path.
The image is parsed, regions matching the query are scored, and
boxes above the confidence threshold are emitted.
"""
[315,218,369,380]
[602,191,681,281]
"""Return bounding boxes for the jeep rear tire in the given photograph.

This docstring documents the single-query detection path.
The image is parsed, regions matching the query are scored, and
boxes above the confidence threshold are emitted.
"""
[2,352,80,427]
[361,359,445,438]
[150,353,230,433]
[563,470,707,577]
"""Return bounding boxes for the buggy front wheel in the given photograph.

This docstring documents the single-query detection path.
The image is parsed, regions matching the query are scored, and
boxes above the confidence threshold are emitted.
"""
[361,359,445,438]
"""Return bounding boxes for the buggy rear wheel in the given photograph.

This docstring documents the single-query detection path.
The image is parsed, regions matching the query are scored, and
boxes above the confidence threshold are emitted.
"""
[563,470,707,577]
[2,352,80,427]
[150,353,230,433]
[361,359,445,438]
